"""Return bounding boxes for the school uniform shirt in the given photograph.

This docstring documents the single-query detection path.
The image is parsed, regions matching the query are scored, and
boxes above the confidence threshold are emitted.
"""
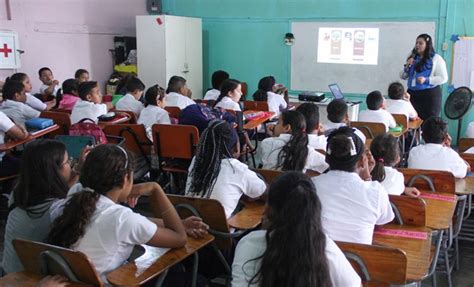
[308,133,327,150]
[215,96,241,111]
[322,120,345,131]
[312,170,395,244]
[259,133,329,173]
[70,100,108,124]
[26,93,47,111]
[358,109,397,131]
[138,105,171,139]
[465,147,474,154]
[0,99,41,126]
[39,83,60,96]
[116,93,144,116]
[165,92,195,110]
[232,230,361,287]
[185,158,266,219]
[386,99,417,119]
[0,112,15,161]
[203,89,220,100]
[58,94,80,111]
[323,122,367,144]
[266,91,287,114]
[381,166,405,195]
[408,143,468,178]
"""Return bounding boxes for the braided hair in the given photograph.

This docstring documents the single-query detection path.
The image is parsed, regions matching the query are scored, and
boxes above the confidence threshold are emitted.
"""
[276,111,309,171]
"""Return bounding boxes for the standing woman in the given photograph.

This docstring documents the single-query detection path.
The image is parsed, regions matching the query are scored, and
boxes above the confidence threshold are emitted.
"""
[401,34,448,120]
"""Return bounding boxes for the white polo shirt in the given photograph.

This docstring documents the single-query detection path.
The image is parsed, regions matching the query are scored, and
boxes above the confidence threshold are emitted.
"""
[312,170,395,244]
[408,143,469,178]
[203,89,220,100]
[165,92,195,110]
[266,91,287,114]
[380,166,405,195]
[323,121,345,131]
[215,97,241,111]
[259,133,329,173]
[26,93,47,111]
[0,112,15,160]
[116,93,144,116]
[39,83,60,97]
[308,133,327,150]
[386,99,417,119]
[185,158,266,219]
[70,100,108,124]
[358,109,397,131]
[0,99,41,126]
[232,230,362,287]
[138,105,171,139]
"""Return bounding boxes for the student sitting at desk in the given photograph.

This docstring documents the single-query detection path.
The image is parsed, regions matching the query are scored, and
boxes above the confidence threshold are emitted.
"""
[0,79,41,126]
[138,84,171,140]
[408,117,470,178]
[71,81,109,124]
[8,73,54,112]
[295,103,327,150]
[213,79,242,111]
[74,68,90,84]
[38,67,60,99]
[312,127,394,244]
[115,76,145,116]
[204,70,229,100]
[57,79,80,111]
[358,90,396,132]
[323,99,366,143]
[232,171,361,287]
[385,82,418,120]
[259,110,328,173]
[186,120,266,219]
[0,111,28,179]
[165,75,195,110]
[252,76,287,114]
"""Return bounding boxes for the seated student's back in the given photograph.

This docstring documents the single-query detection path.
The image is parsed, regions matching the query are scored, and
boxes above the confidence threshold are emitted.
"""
[204,70,229,100]
[138,84,171,139]
[312,127,394,244]
[0,79,41,126]
[71,81,108,124]
[358,90,396,131]
[296,103,327,150]
[323,99,367,143]
[385,82,418,119]
[252,76,287,114]
[165,75,195,109]
[408,117,469,178]
[115,77,145,116]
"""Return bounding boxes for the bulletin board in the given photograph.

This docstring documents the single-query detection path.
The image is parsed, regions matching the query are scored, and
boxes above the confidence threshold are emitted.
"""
[451,37,474,90]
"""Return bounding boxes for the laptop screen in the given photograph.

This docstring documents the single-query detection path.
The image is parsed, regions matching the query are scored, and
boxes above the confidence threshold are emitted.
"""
[328,84,344,100]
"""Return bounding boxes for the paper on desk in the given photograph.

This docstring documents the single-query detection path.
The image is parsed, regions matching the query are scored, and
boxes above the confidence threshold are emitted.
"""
[134,245,170,276]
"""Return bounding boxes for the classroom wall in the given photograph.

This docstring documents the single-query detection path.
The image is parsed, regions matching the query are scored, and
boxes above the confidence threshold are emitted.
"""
[163,0,474,138]
[0,0,147,93]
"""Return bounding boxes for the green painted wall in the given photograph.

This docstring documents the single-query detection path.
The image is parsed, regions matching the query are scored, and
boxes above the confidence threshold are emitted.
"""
[163,0,474,138]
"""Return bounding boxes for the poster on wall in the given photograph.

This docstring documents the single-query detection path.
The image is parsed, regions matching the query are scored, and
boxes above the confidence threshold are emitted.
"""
[0,31,21,69]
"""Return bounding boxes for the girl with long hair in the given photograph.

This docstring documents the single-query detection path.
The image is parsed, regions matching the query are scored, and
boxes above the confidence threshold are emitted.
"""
[252,76,287,114]
[8,72,53,111]
[213,79,242,111]
[232,171,361,287]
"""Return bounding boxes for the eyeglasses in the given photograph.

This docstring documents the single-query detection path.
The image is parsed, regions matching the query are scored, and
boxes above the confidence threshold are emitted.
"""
[62,157,74,167]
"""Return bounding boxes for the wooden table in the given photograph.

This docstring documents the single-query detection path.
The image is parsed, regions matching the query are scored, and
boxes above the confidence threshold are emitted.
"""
[418,190,457,230]
[373,224,432,281]
[408,118,423,130]
[228,200,265,229]
[0,124,59,152]
[243,110,275,130]
[107,234,214,286]
[0,272,91,287]
[455,176,474,195]
[98,114,131,129]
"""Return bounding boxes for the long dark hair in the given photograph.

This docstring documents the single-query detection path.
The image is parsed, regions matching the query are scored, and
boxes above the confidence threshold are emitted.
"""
[47,144,134,248]
[187,120,233,198]
[370,134,399,182]
[410,33,435,73]
[248,171,332,287]
[252,76,275,102]
[8,72,28,83]
[213,79,241,108]
[276,111,309,171]
[326,127,364,172]
[13,140,69,217]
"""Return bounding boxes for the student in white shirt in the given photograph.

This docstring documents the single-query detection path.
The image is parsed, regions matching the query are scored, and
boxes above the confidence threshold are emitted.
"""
[213,79,242,111]
[138,84,171,139]
[386,81,418,120]
[0,111,28,179]
[259,110,328,173]
[312,127,395,244]
[408,117,470,178]
[165,75,195,110]
[358,90,396,131]
[204,70,229,100]
[323,99,367,143]
[74,68,90,84]
[38,67,60,98]
[370,134,421,197]
[0,79,41,126]
[186,120,266,218]
[232,171,361,287]
[47,145,192,279]
[116,77,145,116]
[252,76,287,114]
[71,81,110,124]
[296,103,327,150]
[9,73,54,111]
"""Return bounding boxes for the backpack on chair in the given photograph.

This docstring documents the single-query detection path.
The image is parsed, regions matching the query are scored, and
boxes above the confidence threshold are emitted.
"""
[69,118,107,144]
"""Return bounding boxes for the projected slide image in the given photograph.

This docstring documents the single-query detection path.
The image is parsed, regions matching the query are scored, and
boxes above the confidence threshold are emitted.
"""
[317,28,379,65]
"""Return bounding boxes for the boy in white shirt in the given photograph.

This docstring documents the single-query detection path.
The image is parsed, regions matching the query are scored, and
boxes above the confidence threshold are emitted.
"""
[408,117,470,178]
[204,70,229,100]
[385,82,418,120]
[165,76,195,110]
[323,99,367,143]
[0,80,41,126]
[296,102,327,150]
[115,77,145,116]
[38,67,60,98]
[358,90,396,131]
[71,81,110,124]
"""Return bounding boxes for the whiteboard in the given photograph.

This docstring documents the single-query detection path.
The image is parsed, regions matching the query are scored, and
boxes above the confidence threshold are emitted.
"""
[451,38,474,90]
[291,22,436,94]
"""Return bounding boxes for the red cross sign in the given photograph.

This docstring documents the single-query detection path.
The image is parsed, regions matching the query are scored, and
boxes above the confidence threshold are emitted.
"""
[0,43,13,58]
[0,31,21,69]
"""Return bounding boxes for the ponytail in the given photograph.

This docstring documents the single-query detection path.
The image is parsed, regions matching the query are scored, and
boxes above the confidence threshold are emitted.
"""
[369,134,399,182]
[277,111,309,171]
[253,76,275,102]
[371,159,386,182]
[213,79,240,108]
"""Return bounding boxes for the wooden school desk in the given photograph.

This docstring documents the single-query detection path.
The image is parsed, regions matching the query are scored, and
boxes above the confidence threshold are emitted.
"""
[0,272,91,287]
[98,113,131,129]
[456,176,474,218]
[373,224,432,281]
[107,234,214,286]
[0,124,59,152]
[418,191,457,230]
[227,200,266,230]
[242,110,275,130]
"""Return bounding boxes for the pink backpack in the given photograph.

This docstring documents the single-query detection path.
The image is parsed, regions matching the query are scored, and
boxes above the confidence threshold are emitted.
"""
[69,118,107,144]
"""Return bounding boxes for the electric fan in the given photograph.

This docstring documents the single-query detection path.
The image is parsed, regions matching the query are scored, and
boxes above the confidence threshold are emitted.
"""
[444,86,473,143]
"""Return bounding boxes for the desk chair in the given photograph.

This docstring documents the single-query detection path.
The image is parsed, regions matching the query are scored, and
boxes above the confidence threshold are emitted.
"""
[164,106,182,121]
[458,138,474,153]
[243,101,269,112]
[349,121,386,139]
[113,110,138,124]
[389,195,427,227]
